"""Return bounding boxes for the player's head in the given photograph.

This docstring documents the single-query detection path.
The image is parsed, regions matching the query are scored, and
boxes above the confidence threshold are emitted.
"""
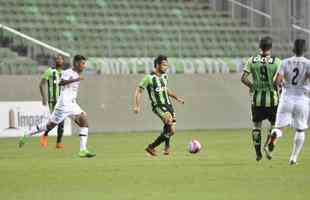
[259,36,272,52]
[55,54,64,68]
[293,39,306,57]
[154,55,168,74]
[73,54,87,73]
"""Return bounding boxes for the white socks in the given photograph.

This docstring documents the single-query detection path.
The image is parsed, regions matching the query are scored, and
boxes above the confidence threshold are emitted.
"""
[289,131,305,163]
[29,123,47,136]
[79,127,88,151]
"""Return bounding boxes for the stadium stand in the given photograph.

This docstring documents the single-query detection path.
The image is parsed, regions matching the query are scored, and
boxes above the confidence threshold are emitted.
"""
[0,47,37,74]
[0,0,291,59]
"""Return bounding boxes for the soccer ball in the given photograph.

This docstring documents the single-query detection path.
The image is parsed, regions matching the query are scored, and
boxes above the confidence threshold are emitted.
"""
[188,139,202,154]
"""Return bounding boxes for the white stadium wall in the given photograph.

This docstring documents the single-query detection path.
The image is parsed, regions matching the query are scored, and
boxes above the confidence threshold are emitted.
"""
[0,74,252,133]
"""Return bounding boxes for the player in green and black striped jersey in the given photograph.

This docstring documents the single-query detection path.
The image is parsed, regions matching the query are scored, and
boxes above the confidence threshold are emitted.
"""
[39,55,65,149]
[241,36,282,161]
[133,55,185,156]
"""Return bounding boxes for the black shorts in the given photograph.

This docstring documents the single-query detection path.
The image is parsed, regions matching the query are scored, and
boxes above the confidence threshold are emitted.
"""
[152,104,176,123]
[251,106,277,124]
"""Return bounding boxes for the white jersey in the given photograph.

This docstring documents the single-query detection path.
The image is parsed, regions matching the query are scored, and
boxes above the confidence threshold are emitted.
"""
[278,56,310,98]
[57,68,80,107]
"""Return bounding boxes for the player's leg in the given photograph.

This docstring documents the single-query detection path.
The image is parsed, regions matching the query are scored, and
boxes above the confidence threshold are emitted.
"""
[19,106,65,147]
[40,102,56,147]
[50,102,65,148]
[145,107,172,156]
[252,122,263,161]
[289,129,305,165]
[55,120,65,149]
[163,118,176,155]
[250,106,264,161]
[43,102,56,137]
[73,112,95,158]
[263,106,277,148]
[262,106,277,159]
[164,107,176,155]
[288,100,309,165]
[266,98,292,159]
[19,120,57,148]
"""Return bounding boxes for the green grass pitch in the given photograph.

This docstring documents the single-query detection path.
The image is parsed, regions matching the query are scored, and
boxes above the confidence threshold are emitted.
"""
[0,129,309,200]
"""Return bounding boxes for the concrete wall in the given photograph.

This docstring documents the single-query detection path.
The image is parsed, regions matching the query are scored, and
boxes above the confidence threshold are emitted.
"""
[0,74,252,133]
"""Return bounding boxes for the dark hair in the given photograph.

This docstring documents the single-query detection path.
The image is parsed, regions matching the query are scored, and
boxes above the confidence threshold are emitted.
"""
[55,54,64,60]
[154,55,167,68]
[73,54,86,66]
[259,36,272,51]
[293,39,306,56]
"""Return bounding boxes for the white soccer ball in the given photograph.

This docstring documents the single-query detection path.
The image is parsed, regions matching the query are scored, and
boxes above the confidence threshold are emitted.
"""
[188,139,202,154]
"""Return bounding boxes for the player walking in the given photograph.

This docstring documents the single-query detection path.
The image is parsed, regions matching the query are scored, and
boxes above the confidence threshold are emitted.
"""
[267,39,310,165]
[133,55,184,156]
[241,36,282,161]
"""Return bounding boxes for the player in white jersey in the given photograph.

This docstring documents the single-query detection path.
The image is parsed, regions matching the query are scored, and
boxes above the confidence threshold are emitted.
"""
[265,39,310,165]
[19,55,96,158]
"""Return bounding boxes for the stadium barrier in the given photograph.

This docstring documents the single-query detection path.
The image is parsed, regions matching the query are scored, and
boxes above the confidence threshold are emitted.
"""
[0,101,72,138]
[85,57,245,75]
[0,74,252,133]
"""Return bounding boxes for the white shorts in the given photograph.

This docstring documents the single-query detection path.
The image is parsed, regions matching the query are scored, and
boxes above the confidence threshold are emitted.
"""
[275,95,309,130]
[50,103,84,124]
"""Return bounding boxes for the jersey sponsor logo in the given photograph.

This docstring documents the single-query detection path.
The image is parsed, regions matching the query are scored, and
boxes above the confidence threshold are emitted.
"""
[155,86,166,92]
[253,56,275,64]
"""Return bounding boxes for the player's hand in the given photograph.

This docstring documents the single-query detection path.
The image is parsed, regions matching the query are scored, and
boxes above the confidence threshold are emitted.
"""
[79,76,84,81]
[249,86,252,93]
[176,97,185,104]
[42,99,47,106]
[133,106,140,114]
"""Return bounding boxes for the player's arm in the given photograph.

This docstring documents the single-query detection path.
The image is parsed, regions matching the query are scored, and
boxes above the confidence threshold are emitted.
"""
[274,58,285,87]
[241,71,252,89]
[241,57,253,90]
[40,68,51,106]
[274,72,284,96]
[59,76,83,86]
[274,72,284,85]
[167,89,185,104]
[133,87,143,114]
[272,58,283,95]
[134,75,151,114]
[39,79,48,106]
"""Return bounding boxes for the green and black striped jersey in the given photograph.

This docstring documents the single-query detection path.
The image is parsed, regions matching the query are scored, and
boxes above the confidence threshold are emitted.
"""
[244,54,282,107]
[42,67,61,105]
[139,72,171,107]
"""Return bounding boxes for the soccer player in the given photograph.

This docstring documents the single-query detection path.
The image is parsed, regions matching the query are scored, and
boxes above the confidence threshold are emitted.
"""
[39,54,65,149]
[133,55,184,156]
[19,55,96,158]
[241,36,282,161]
[267,39,310,165]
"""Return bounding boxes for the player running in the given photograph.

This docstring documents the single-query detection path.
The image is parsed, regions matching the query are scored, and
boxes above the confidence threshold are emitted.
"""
[241,36,282,161]
[267,39,310,165]
[19,55,96,158]
[133,55,185,156]
[39,54,66,149]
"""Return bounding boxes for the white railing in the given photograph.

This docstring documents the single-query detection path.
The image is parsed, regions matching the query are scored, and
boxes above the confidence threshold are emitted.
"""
[292,24,310,34]
[226,0,310,44]
[227,0,271,19]
[0,23,70,58]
